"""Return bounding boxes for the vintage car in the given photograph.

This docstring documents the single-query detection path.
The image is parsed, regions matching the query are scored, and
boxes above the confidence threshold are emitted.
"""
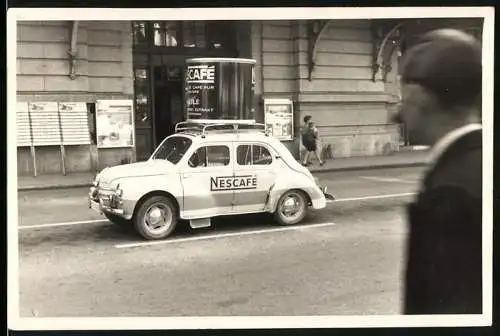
[88,121,334,240]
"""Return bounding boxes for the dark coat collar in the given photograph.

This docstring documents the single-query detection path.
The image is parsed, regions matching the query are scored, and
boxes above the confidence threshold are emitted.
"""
[422,128,482,188]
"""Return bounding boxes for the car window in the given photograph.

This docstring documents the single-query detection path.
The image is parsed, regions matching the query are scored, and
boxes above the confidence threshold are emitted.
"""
[237,144,272,166]
[151,136,192,164]
[236,145,252,165]
[189,145,230,168]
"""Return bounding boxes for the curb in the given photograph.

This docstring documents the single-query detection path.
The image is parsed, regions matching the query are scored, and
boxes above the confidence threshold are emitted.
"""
[18,161,428,192]
[18,182,93,192]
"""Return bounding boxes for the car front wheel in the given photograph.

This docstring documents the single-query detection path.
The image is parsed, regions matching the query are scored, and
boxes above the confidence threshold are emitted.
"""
[274,190,308,226]
[134,195,178,240]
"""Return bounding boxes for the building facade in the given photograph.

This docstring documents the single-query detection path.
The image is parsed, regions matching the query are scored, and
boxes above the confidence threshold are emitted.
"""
[15,18,483,176]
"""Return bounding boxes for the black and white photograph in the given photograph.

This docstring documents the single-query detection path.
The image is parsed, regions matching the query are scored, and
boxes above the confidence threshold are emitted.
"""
[7,6,494,331]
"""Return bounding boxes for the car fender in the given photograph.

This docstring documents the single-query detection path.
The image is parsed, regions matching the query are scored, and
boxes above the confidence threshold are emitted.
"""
[265,171,323,213]
[113,174,183,217]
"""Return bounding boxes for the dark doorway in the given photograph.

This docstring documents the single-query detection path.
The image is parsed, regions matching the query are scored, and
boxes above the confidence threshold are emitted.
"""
[153,65,184,146]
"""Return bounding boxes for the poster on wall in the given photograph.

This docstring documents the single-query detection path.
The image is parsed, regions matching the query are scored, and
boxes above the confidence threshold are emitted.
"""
[95,100,135,148]
[263,98,294,141]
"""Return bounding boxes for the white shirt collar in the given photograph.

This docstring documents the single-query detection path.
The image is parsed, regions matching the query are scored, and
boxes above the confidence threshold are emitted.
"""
[427,123,482,167]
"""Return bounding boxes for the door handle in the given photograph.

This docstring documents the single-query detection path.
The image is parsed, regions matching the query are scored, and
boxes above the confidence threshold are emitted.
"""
[182,174,193,178]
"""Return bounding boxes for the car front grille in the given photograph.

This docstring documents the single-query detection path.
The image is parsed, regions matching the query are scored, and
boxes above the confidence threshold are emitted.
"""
[100,195,111,207]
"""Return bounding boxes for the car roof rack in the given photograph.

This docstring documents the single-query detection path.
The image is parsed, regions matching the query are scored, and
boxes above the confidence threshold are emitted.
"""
[175,121,268,137]
[174,122,205,134]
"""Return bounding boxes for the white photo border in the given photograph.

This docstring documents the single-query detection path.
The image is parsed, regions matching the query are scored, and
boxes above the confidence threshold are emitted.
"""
[7,6,495,330]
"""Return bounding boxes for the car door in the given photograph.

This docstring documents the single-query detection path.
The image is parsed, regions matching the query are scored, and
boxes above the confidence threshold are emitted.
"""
[233,142,277,213]
[180,142,235,219]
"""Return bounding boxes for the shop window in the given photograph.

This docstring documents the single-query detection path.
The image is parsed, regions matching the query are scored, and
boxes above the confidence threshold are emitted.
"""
[133,21,237,50]
[207,21,236,49]
[182,21,206,48]
[133,67,151,126]
[166,66,181,81]
[153,21,179,47]
[133,21,148,46]
[189,145,230,168]
[237,144,272,166]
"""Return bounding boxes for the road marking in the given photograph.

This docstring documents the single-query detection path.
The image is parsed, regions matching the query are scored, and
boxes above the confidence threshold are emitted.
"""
[360,176,417,184]
[331,192,415,203]
[115,222,337,249]
[18,219,110,230]
[17,192,415,231]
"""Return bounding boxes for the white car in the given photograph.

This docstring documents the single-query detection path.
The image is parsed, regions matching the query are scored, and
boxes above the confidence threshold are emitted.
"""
[88,121,334,240]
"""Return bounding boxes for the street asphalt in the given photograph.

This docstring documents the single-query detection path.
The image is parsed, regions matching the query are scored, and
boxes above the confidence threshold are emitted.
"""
[16,166,425,317]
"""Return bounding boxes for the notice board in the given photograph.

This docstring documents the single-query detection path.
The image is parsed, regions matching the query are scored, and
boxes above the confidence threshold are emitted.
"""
[95,100,135,148]
[263,98,294,141]
[29,102,62,146]
[58,102,91,145]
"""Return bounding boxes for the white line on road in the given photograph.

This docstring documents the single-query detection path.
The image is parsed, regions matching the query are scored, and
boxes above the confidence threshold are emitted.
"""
[360,176,417,184]
[115,222,337,249]
[331,192,415,203]
[17,193,415,231]
[18,219,110,230]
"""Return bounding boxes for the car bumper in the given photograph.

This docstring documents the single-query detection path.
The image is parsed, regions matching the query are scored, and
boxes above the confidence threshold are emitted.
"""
[88,189,133,219]
[311,197,326,209]
[88,197,125,216]
[320,185,336,201]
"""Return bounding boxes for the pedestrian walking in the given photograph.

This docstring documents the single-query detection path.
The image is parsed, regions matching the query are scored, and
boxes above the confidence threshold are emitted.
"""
[300,115,312,161]
[301,118,324,166]
[395,28,483,314]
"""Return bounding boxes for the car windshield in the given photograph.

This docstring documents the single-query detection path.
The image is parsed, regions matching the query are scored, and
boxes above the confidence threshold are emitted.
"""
[150,136,193,164]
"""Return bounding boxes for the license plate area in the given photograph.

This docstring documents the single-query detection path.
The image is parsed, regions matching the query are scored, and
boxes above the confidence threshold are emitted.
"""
[101,198,110,207]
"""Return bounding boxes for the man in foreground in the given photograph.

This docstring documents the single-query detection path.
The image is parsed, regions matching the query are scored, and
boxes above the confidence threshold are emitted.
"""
[395,28,483,314]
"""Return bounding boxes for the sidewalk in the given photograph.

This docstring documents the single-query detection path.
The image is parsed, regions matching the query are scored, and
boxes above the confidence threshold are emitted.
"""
[308,149,429,173]
[17,149,429,191]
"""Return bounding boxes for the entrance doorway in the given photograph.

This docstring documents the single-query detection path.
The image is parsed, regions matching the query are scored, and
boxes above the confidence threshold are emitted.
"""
[153,65,184,146]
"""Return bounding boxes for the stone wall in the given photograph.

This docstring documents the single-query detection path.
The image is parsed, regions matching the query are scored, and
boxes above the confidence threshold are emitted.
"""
[16,21,134,175]
[251,19,399,159]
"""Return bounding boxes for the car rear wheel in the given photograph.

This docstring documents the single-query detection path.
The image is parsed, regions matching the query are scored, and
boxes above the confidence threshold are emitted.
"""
[134,196,178,240]
[104,212,130,226]
[274,190,308,226]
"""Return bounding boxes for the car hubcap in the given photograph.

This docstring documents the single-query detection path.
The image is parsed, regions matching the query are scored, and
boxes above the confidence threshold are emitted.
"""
[280,193,303,221]
[144,203,172,234]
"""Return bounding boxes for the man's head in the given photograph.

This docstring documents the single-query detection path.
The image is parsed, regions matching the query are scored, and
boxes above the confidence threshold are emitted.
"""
[303,115,312,124]
[395,28,482,145]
